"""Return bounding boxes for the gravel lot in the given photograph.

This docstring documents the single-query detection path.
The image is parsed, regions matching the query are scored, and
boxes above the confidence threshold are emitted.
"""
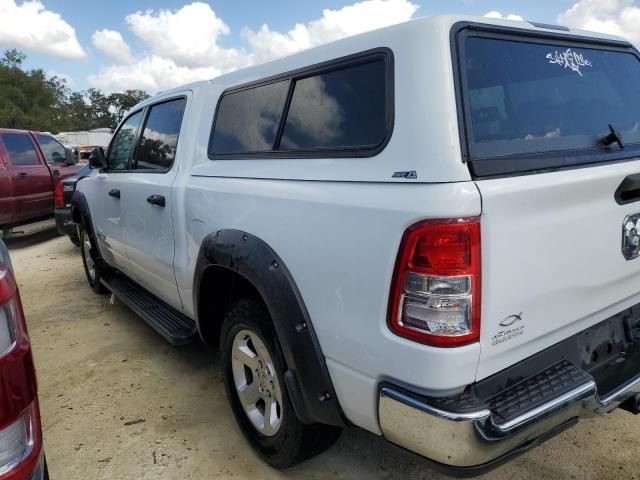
[5,230,640,479]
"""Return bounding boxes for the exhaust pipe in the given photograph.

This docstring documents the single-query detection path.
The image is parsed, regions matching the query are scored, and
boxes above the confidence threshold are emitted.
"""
[620,393,640,415]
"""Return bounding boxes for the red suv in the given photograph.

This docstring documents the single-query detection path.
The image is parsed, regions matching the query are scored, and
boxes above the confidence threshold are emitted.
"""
[0,240,46,479]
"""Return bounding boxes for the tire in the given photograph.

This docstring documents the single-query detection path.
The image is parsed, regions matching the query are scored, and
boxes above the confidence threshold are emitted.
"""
[43,454,49,480]
[79,226,108,294]
[220,299,341,468]
[68,230,81,247]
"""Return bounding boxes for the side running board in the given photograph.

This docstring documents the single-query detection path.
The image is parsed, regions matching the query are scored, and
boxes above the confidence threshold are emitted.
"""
[101,272,196,346]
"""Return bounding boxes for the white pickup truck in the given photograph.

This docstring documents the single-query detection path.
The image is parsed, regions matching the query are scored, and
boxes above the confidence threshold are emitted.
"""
[72,14,640,475]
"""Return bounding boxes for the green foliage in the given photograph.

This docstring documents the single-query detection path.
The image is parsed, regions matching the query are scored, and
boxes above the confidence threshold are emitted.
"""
[0,49,150,134]
[1,49,26,69]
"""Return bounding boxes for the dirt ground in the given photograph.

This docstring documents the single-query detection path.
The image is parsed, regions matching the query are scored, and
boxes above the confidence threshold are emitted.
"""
[4,230,640,479]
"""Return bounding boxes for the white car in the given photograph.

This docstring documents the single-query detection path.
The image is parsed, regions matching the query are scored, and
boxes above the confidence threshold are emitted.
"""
[72,14,640,475]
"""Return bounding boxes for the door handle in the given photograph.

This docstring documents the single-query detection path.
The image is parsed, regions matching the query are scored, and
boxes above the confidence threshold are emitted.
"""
[52,169,61,176]
[108,189,121,199]
[146,194,165,207]
[615,174,640,204]
[18,172,28,178]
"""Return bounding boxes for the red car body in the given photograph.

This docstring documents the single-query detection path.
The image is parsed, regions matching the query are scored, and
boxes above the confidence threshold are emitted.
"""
[0,239,46,479]
[0,129,83,230]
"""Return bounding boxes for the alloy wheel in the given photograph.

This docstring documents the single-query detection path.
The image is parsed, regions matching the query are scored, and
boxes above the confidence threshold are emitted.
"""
[231,329,283,437]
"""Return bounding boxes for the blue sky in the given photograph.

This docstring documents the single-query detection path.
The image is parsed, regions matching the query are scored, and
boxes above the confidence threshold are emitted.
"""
[0,0,631,92]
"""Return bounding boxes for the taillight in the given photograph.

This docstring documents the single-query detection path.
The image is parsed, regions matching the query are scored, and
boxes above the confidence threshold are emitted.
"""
[0,268,19,357]
[54,182,64,209]
[0,266,42,479]
[388,218,481,347]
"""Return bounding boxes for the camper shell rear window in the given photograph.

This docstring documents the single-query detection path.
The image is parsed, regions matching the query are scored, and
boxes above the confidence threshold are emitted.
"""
[454,24,640,177]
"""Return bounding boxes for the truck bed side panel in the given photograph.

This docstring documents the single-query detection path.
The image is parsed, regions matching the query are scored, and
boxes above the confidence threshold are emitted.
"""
[178,178,481,432]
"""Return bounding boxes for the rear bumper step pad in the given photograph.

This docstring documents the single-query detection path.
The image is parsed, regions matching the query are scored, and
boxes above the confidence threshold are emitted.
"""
[379,360,640,474]
[487,360,592,424]
[378,301,640,473]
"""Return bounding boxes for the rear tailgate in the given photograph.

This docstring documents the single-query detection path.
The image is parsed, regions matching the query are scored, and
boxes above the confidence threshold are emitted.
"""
[452,25,640,379]
[477,161,640,379]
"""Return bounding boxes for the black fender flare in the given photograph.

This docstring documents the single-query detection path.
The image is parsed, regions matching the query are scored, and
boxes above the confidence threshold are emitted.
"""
[70,191,108,269]
[194,230,346,427]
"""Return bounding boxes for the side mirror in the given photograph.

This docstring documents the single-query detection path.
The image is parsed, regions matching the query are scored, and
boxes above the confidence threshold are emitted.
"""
[65,148,77,166]
[88,147,106,170]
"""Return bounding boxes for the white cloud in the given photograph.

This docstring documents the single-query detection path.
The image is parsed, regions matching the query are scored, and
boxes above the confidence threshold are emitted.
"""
[557,0,640,45]
[125,2,247,70]
[87,55,221,92]
[88,0,419,93]
[484,10,524,21]
[92,29,133,64]
[0,0,86,59]
[243,0,420,62]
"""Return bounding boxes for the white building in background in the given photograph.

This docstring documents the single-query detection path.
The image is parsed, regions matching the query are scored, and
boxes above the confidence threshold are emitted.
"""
[55,128,112,147]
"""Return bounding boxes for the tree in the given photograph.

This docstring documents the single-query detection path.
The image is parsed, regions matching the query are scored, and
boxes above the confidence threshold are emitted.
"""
[0,59,57,131]
[0,49,150,134]
[85,89,111,128]
[109,90,150,128]
[0,49,25,69]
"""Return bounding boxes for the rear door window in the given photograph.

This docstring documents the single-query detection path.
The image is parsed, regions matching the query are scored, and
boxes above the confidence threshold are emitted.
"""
[1,134,39,166]
[135,98,186,171]
[458,32,640,176]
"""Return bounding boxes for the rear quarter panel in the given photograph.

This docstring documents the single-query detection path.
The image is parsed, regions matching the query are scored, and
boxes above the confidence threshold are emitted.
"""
[175,175,482,432]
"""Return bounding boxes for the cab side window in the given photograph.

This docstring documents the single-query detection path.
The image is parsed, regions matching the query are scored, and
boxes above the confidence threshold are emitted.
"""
[107,110,143,170]
[211,81,289,155]
[36,135,67,164]
[135,98,186,171]
[1,134,39,166]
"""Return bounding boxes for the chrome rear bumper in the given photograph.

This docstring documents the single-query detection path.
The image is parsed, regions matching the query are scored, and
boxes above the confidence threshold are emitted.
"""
[378,373,640,470]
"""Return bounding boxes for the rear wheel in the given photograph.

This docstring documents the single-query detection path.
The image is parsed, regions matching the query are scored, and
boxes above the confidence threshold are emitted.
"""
[220,299,341,468]
[80,227,107,294]
[68,230,81,247]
